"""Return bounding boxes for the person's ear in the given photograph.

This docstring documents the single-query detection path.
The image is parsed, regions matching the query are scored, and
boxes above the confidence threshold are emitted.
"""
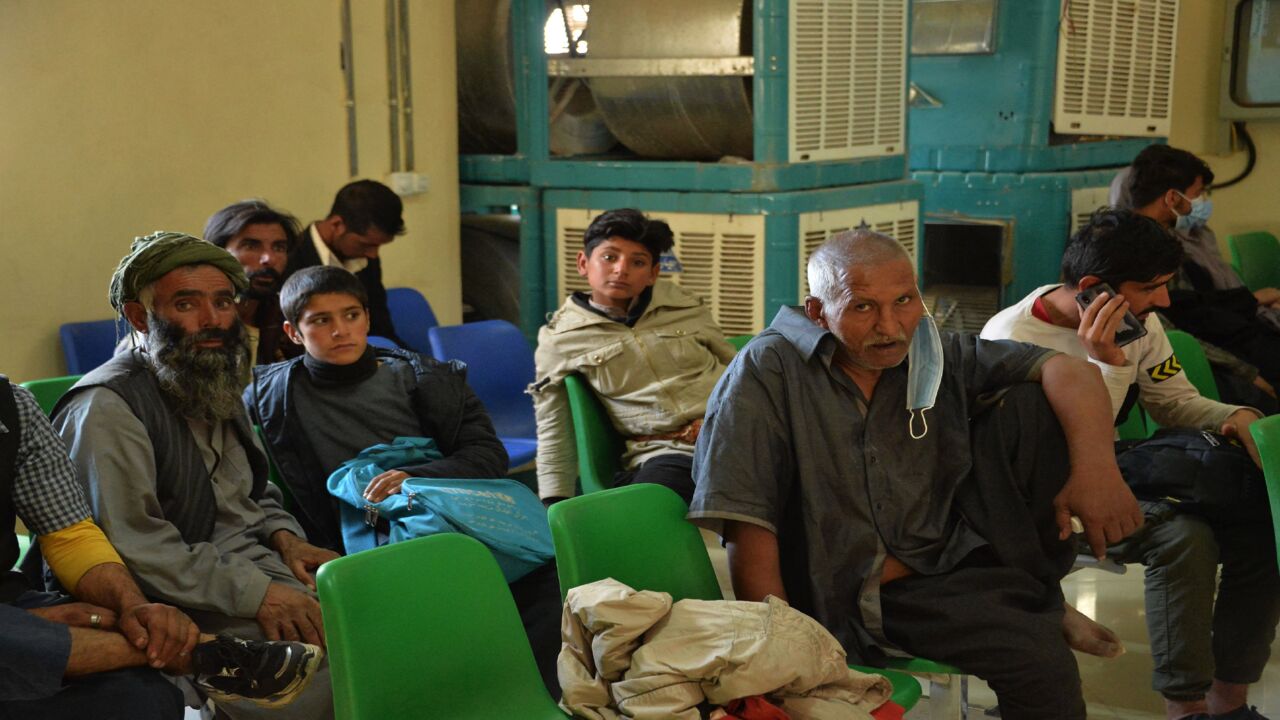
[1164,189,1185,213]
[576,250,589,278]
[644,260,660,286]
[122,302,149,334]
[803,296,829,329]
[1077,275,1103,292]
[283,320,305,346]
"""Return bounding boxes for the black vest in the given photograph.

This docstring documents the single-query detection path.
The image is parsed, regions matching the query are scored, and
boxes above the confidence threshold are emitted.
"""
[52,350,270,544]
[0,376,27,602]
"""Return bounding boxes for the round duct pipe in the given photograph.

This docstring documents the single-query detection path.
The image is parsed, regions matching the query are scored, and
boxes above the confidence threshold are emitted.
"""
[456,0,616,156]
[586,0,753,160]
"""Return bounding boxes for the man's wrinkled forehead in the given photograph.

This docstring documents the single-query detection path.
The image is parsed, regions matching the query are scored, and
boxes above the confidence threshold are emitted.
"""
[836,257,918,294]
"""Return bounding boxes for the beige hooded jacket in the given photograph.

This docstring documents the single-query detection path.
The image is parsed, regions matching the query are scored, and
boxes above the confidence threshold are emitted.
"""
[530,281,737,499]
[559,579,893,720]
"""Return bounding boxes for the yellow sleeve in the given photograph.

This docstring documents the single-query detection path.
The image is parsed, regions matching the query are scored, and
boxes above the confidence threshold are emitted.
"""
[38,518,124,593]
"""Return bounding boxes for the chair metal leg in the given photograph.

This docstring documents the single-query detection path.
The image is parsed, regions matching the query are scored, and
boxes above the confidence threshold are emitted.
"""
[925,674,968,720]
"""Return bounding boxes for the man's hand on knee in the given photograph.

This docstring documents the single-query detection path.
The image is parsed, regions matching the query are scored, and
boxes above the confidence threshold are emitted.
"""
[1054,462,1143,559]
[256,582,325,648]
[119,602,200,669]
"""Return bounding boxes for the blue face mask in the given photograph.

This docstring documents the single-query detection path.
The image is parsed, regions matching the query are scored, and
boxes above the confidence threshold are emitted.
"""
[906,312,944,440]
[1174,192,1213,232]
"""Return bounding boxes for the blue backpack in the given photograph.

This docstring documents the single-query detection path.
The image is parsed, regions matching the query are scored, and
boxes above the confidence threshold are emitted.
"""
[328,437,554,582]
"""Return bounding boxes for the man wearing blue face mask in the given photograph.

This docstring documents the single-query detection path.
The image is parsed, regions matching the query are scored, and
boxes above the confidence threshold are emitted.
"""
[689,230,1144,720]
[1116,144,1280,395]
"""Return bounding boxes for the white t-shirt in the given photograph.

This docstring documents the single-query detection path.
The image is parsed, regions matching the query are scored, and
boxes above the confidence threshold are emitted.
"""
[981,284,1243,431]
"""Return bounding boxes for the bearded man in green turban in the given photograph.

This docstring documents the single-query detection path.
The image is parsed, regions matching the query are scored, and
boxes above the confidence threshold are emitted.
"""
[52,232,338,720]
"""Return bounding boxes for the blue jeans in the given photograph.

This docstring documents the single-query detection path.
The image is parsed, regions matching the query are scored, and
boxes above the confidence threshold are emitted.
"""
[0,594,182,719]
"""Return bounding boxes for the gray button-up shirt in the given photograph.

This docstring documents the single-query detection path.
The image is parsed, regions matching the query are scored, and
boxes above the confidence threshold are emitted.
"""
[689,306,1053,658]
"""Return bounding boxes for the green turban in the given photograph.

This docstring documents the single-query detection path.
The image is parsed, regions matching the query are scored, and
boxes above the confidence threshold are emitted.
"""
[108,231,249,312]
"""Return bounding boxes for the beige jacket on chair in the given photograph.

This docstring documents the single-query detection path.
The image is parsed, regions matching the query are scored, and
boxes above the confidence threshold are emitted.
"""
[559,579,893,720]
[530,281,737,499]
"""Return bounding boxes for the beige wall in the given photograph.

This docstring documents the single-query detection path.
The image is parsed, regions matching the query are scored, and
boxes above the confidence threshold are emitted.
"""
[1170,2,1280,245]
[0,0,459,382]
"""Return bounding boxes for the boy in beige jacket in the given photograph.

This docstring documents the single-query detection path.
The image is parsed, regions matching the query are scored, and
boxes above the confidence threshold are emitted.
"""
[531,209,737,504]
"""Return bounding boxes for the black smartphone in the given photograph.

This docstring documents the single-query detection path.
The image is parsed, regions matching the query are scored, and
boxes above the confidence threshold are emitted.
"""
[1075,283,1148,347]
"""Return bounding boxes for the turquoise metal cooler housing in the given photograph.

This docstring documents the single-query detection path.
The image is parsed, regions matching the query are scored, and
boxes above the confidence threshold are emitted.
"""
[461,0,910,193]
[912,168,1121,306]
[908,2,1156,173]
[459,184,544,343]
[542,181,924,334]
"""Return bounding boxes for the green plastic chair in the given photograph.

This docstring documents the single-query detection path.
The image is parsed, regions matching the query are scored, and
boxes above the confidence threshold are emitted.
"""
[1144,331,1220,438]
[727,333,753,351]
[316,533,566,719]
[20,375,82,416]
[1227,231,1280,293]
[1248,415,1280,573]
[14,534,30,570]
[253,426,296,512]
[563,374,624,495]
[1165,330,1219,401]
[548,484,925,712]
[1116,406,1149,441]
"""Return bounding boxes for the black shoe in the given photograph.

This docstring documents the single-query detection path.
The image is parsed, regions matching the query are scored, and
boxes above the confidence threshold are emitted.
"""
[190,634,324,708]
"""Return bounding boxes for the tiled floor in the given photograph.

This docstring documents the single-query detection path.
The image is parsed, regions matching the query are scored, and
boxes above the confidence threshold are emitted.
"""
[705,537,1280,719]
[911,566,1280,718]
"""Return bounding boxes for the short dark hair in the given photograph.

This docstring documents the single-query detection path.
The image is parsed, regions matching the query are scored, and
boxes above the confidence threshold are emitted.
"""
[203,199,301,251]
[582,208,675,262]
[1061,208,1184,288]
[280,266,368,325]
[1126,144,1215,209]
[328,180,405,236]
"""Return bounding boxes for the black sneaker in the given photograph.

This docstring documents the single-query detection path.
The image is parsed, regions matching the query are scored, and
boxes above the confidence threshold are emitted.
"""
[190,634,324,708]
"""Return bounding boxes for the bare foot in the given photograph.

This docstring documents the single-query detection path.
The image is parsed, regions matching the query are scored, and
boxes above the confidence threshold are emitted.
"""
[1063,603,1125,658]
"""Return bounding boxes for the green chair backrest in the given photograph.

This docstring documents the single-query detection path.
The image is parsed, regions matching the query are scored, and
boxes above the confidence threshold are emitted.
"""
[1144,331,1219,437]
[728,334,752,351]
[1227,231,1280,293]
[253,425,296,512]
[548,484,721,602]
[316,534,565,720]
[548,484,925,710]
[1115,405,1149,441]
[20,375,82,416]
[1165,330,1219,401]
[1247,414,1280,571]
[563,374,625,495]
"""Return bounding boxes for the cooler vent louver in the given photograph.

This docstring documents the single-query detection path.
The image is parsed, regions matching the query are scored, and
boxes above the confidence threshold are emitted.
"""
[790,0,908,163]
[555,209,765,335]
[1054,0,1178,137]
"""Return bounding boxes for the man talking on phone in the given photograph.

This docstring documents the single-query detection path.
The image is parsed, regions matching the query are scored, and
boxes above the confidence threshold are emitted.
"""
[983,208,1279,720]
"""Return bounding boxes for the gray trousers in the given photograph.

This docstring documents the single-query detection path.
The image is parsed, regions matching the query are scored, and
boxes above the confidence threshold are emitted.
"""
[1110,497,1280,700]
[881,384,1086,720]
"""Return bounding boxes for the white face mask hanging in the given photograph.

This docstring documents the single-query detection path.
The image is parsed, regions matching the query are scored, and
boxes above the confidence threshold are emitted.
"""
[905,311,944,440]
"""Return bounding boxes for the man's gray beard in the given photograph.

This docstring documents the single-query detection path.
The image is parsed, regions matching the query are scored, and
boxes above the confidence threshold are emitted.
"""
[143,314,250,423]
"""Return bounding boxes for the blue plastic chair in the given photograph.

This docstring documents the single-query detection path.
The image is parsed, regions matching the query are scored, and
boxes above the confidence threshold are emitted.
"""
[427,320,537,470]
[386,287,439,355]
[366,335,401,350]
[59,318,130,374]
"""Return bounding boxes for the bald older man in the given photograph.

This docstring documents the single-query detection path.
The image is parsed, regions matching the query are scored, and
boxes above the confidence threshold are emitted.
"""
[689,230,1144,720]
[52,233,338,720]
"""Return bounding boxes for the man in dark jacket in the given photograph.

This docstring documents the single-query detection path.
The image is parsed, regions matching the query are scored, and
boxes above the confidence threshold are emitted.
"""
[1120,144,1280,393]
[244,266,559,696]
[285,180,405,347]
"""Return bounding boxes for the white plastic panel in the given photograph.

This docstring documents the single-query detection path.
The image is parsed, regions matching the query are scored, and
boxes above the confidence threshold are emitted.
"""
[789,0,908,162]
[1070,185,1114,236]
[554,208,766,335]
[1054,0,1179,137]
[797,200,920,298]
